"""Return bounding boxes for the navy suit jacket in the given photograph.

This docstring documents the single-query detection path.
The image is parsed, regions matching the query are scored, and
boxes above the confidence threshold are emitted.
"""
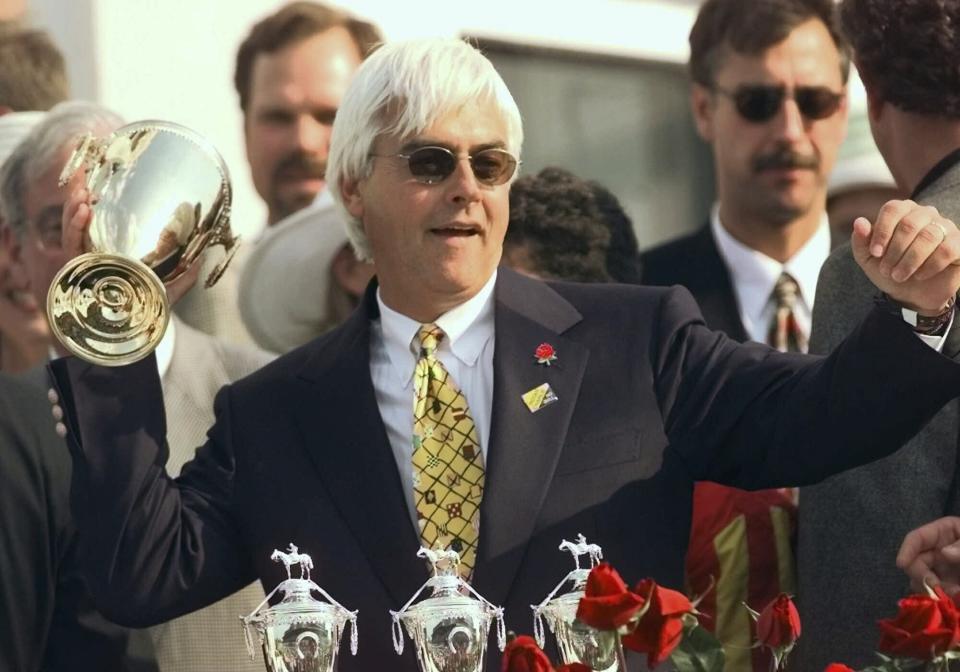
[50,268,960,670]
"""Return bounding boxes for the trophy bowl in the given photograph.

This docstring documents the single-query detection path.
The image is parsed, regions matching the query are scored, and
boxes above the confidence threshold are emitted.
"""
[47,120,239,366]
[392,546,505,672]
[532,536,626,672]
[242,544,358,672]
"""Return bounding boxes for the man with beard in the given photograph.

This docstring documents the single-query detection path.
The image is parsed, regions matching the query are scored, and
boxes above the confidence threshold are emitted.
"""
[175,2,382,347]
[639,1,849,669]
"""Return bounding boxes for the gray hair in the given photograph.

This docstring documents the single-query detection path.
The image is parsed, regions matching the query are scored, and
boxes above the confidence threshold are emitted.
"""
[0,100,124,238]
[326,37,524,261]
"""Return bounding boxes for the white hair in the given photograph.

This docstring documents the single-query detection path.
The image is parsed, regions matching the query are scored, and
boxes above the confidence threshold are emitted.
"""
[0,100,124,238]
[326,37,524,261]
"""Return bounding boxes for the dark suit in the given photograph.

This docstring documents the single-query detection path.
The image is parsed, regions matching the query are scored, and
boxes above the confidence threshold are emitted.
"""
[0,373,132,672]
[50,269,960,671]
[640,224,747,341]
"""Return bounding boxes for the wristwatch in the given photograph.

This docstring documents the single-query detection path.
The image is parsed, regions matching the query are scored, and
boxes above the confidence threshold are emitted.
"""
[898,295,957,336]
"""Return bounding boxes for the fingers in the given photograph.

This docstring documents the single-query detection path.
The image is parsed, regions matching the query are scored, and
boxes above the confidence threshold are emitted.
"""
[875,203,941,280]
[850,217,873,267]
[62,187,92,257]
[164,254,203,306]
[869,199,917,259]
[898,517,960,589]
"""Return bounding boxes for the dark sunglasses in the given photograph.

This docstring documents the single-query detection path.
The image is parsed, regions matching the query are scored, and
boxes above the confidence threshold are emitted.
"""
[714,84,845,123]
[374,146,519,186]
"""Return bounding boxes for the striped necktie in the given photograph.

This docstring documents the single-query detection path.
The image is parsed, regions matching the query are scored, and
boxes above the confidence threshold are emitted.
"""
[768,272,808,353]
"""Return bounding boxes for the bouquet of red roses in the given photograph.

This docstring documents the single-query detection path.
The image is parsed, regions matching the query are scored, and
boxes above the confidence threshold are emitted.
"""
[827,585,960,672]
[503,563,725,671]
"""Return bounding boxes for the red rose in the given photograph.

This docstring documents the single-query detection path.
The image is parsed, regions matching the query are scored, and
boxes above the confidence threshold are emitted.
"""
[621,578,693,666]
[535,343,555,360]
[576,563,647,631]
[501,636,553,672]
[555,666,591,672]
[824,665,855,672]
[756,594,802,650]
[878,586,960,660]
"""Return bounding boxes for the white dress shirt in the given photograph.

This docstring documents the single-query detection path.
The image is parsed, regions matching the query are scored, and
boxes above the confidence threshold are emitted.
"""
[711,203,949,351]
[711,203,830,350]
[370,271,497,532]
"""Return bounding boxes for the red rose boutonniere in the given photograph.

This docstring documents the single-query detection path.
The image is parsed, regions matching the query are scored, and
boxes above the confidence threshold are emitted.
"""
[534,343,557,366]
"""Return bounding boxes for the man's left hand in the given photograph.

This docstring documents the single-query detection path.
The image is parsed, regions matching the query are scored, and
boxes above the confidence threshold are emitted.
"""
[853,199,960,315]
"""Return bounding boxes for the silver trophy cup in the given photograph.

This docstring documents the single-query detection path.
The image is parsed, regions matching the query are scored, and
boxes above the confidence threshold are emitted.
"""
[531,536,627,671]
[392,546,505,672]
[242,544,358,672]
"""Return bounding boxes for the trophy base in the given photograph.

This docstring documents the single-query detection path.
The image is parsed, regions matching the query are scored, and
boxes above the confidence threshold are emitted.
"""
[47,252,169,367]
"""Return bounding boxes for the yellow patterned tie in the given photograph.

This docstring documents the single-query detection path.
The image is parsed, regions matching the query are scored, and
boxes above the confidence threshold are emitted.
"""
[412,324,484,578]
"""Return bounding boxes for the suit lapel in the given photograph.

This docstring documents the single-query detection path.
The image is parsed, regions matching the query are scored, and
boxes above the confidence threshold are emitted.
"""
[686,225,749,342]
[294,299,424,608]
[472,270,588,606]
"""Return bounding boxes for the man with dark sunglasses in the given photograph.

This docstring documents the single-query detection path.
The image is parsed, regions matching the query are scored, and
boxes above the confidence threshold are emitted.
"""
[640,1,850,668]
[798,0,960,668]
[43,36,960,672]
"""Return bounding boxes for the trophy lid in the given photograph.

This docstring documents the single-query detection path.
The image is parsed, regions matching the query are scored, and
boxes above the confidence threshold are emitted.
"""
[531,535,604,647]
[390,545,506,657]
[241,544,358,662]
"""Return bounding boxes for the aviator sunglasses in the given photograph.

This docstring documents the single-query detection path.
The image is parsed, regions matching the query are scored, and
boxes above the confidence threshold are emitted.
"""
[714,84,845,123]
[373,146,519,186]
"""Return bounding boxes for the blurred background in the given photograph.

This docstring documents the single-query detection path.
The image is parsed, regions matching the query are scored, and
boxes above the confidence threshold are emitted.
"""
[2,0,866,247]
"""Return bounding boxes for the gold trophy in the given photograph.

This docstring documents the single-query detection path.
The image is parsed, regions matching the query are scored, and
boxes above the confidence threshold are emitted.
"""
[47,120,239,366]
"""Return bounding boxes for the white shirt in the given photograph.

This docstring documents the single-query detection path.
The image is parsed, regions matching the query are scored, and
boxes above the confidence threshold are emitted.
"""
[711,203,949,351]
[711,203,830,350]
[370,271,497,532]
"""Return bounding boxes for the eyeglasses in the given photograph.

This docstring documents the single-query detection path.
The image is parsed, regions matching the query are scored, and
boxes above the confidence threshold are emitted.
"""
[713,84,845,123]
[373,146,519,186]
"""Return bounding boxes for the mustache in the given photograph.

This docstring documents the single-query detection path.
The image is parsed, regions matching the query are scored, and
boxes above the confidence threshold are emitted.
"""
[753,148,819,173]
[274,153,326,181]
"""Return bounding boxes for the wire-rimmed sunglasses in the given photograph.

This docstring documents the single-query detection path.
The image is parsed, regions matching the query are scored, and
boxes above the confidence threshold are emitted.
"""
[714,84,845,123]
[372,146,520,186]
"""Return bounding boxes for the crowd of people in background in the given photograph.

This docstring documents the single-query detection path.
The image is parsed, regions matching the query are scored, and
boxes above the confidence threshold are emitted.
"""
[2,0,960,671]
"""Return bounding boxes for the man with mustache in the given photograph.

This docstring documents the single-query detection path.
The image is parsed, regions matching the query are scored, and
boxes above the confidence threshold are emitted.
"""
[175,2,382,348]
[639,1,849,669]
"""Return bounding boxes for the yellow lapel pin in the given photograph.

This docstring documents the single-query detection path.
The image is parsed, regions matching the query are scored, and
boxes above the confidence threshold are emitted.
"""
[522,383,558,413]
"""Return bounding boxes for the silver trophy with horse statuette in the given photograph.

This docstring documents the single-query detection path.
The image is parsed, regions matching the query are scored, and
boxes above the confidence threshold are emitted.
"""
[531,535,626,671]
[241,544,358,672]
[392,545,505,672]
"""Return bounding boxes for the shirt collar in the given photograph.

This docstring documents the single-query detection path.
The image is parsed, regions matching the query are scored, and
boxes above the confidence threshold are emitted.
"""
[377,270,497,386]
[711,203,830,321]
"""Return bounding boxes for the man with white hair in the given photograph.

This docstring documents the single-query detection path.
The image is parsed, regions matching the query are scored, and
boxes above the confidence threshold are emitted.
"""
[48,38,960,670]
[0,100,275,672]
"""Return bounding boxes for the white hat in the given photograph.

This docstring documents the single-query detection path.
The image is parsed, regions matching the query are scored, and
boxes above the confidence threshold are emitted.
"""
[0,110,45,167]
[828,110,897,197]
[238,192,351,353]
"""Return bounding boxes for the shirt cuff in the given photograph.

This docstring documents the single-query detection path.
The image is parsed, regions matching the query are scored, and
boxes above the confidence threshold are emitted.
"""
[911,309,955,352]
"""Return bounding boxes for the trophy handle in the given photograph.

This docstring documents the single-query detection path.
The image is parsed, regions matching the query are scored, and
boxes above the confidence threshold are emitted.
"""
[47,252,169,367]
[203,207,240,288]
